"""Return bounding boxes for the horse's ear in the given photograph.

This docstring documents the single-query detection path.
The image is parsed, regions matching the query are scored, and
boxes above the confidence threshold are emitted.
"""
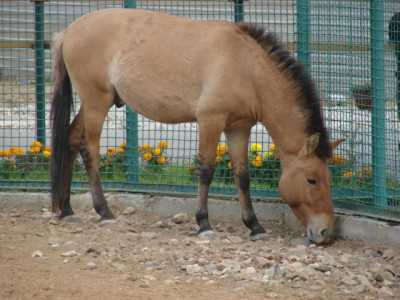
[330,138,345,151]
[299,133,320,157]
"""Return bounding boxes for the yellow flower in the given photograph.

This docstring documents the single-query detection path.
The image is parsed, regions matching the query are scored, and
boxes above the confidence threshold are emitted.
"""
[3,149,12,157]
[143,152,152,161]
[119,142,126,151]
[157,155,167,165]
[251,155,263,167]
[107,147,118,156]
[43,150,51,158]
[30,146,41,154]
[9,147,25,156]
[31,141,42,148]
[228,161,232,169]
[1,149,11,157]
[43,146,51,153]
[29,142,42,153]
[29,141,42,153]
[269,144,276,153]
[250,143,262,153]
[216,144,228,156]
[140,144,152,153]
[153,148,162,156]
[329,154,347,165]
[158,141,168,149]
[343,170,353,178]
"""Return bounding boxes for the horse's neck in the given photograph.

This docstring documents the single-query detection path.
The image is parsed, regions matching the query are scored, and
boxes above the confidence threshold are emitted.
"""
[257,78,308,158]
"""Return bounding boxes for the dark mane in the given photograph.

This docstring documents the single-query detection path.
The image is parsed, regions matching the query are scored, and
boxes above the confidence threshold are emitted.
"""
[238,23,332,160]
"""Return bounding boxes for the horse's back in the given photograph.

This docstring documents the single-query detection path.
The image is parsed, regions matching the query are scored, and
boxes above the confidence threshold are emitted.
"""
[62,8,259,124]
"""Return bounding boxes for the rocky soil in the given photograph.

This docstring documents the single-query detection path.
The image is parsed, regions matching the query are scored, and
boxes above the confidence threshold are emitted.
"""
[0,205,399,300]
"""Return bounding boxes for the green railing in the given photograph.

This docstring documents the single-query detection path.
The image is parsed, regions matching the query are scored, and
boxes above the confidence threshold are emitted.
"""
[0,0,400,221]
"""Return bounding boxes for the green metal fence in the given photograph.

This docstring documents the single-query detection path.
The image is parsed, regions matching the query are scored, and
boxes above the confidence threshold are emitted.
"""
[1,0,400,221]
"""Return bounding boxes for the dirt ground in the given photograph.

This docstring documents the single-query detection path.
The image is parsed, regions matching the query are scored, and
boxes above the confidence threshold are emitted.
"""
[0,204,398,300]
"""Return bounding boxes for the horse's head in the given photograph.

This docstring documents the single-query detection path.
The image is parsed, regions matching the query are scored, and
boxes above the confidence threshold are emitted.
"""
[278,134,344,245]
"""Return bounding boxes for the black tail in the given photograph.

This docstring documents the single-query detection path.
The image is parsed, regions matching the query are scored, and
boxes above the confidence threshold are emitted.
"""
[50,36,73,214]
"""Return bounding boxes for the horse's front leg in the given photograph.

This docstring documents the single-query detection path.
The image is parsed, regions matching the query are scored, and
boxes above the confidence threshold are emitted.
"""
[196,117,225,235]
[225,127,266,240]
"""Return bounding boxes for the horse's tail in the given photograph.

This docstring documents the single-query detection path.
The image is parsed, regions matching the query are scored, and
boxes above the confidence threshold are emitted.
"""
[50,31,73,213]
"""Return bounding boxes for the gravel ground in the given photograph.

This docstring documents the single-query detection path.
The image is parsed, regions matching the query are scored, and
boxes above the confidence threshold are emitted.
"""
[0,205,399,300]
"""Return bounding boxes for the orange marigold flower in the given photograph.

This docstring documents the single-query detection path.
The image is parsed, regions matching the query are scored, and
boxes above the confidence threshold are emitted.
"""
[31,141,42,148]
[0,150,8,157]
[119,142,127,151]
[43,150,51,158]
[153,148,162,156]
[107,147,118,156]
[9,147,25,156]
[157,155,167,165]
[216,144,228,156]
[143,152,152,161]
[342,170,353,178]
[29,141,42,153]
[251,155,263,167]
[329,154,347,165]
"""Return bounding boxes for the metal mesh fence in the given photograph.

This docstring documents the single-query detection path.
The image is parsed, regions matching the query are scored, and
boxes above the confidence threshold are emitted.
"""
[0,0,399,220]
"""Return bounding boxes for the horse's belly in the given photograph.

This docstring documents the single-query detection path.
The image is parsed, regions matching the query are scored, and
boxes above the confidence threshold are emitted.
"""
[121,89,197,124]
[111,61,200,123]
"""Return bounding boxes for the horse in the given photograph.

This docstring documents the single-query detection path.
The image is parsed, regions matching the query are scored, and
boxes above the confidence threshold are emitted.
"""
[50,8,342,244]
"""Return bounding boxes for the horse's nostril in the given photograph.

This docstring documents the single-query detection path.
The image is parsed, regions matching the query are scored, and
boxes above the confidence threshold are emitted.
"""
[307,228,314,240]
[320,228,328,237]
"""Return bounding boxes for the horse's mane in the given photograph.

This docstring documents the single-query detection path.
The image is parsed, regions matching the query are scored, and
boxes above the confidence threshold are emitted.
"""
[238,23,332,160]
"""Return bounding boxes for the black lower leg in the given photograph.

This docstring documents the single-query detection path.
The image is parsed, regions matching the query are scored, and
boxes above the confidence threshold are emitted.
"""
[237,169,266,236]
[196,210,212,233]
[196,164,214,233]
[91,176,114,220]
[242,213,266,236]
[80,144,113,220]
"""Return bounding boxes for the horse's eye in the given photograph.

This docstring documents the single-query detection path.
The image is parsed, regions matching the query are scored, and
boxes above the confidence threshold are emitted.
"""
[307,178,317,185]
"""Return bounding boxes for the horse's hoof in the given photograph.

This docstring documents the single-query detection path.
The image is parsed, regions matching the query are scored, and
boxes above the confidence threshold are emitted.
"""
[62,215,82,224]
[99,218,117,225]
[198,230,217,240]
[250,232,268,241]
[56,209,74,219]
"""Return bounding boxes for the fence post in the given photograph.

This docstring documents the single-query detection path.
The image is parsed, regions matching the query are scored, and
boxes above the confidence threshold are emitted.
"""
[296,0,310,73]
[234,0,244,23]
[123,0,139,185]
[388,12,400,120]
[32,0,46,145]
[370,0,386,206]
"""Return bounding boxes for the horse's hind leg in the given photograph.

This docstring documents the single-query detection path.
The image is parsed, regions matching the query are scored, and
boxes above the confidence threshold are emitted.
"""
[54,110,84,217]
[195,118,225,235]
[80,91,114,220]
[225,127,266,239]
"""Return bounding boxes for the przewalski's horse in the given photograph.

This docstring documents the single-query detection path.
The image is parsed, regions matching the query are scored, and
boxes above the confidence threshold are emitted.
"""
[51,8,341,244]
